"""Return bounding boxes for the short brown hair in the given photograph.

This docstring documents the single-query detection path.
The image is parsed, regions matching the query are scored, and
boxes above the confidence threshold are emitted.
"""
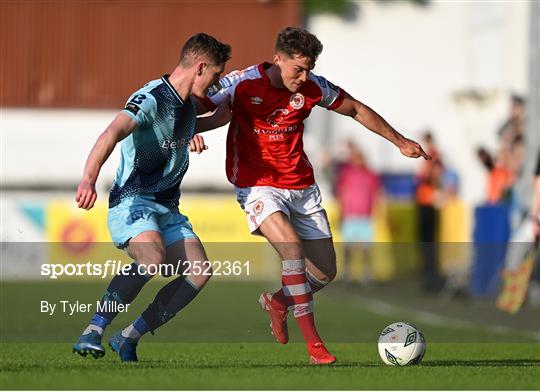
[275,27,323,61]
[179,33,231,66]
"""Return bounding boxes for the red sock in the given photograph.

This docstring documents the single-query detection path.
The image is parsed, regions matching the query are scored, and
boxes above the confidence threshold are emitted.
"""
[272,270,327,310]
[281,259,322,344]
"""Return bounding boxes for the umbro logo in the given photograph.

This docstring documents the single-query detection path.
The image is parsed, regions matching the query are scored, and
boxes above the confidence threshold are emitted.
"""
[250,96,263,105]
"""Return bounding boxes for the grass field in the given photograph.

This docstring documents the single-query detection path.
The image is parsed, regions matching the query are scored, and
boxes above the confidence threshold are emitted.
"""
[2,342,539,389]
[1,281,539,389]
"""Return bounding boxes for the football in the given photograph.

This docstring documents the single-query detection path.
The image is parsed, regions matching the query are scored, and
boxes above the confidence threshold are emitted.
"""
[377,322,426,366]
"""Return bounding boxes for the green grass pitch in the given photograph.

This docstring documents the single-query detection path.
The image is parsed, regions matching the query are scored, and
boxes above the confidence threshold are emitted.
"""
[1,281,539,389]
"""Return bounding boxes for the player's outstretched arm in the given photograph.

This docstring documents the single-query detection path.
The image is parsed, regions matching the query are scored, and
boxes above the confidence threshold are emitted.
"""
[195,103,232,134]
[76,113,138,210]
[334,93,431,160]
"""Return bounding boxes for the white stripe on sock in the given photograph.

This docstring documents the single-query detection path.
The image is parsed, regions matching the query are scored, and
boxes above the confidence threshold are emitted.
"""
[122,323,142,340]
[306,270,327,289]
[282,259,306,276]
[83,324,103,336]
[283,282,311,297]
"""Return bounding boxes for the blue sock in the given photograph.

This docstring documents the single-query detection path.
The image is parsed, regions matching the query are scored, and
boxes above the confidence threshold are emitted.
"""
[133,316,151,335]
[139,276,200,333]
[94,262,149,327]
[90,314,111,330]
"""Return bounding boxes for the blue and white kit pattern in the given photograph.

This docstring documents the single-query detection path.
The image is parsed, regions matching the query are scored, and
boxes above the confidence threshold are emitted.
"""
[109,75,196,211]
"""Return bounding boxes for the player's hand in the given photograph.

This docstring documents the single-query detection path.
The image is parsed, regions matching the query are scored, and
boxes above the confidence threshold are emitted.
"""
[398,137,431,160]
[189,134,208,154]
[76,180,97,210]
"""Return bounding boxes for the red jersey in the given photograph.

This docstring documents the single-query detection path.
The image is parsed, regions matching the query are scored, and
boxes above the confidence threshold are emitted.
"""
[202,62,345,189]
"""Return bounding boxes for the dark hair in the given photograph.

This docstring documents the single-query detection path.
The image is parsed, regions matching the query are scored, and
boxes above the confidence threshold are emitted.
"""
[511,94,525,106]
[179,33,231,66]
[422,131,433,142]
[275,27,323,61]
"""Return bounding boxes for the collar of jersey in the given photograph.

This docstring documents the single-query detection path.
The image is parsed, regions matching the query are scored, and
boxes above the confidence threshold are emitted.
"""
[258,62,296,92]
[258,62,272,85]
[161,74,185,105]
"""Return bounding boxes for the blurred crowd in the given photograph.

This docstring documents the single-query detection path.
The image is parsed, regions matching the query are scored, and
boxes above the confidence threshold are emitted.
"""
[323,94,540,308]
[476,95,526,206]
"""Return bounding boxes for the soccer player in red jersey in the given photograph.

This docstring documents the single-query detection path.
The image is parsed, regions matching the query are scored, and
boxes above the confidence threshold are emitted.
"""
[198,27,430,364]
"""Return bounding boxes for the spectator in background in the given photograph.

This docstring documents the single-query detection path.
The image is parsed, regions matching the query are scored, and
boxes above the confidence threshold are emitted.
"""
[498,94,525,149]
[334,141,381,285]
[418,131,440,181]
[529,151,540,305]
[532,150,540,240]
[476,147,494,172]
[508,134,525,178]
[476,146,515,205]
[496,150,540,312]
[416,159,445,292]
[487,148,515,204]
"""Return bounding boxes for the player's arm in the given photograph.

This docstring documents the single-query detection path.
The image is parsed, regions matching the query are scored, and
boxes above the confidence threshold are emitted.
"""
[76,113,137,210]
[193,97,213,115]
[195,103,232,134]
[334,93,431,160]
[189,104,232,154]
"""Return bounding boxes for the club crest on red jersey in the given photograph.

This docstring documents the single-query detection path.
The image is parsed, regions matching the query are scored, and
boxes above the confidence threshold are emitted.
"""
[289,93,305,110]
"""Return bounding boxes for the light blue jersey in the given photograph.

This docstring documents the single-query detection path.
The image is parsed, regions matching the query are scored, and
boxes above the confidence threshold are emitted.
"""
[109,75,196,211]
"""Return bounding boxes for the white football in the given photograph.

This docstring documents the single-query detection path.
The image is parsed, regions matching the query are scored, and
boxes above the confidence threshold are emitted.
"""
[378,322,426,366]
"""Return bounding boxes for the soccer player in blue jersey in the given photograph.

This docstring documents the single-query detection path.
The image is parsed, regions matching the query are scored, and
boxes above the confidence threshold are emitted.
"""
[72,33,231,362]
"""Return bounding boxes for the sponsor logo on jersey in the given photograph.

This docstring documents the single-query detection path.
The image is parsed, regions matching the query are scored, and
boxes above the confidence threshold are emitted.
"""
[161,138,189,150]
[253,124,297,135]
[289,93,305,110]
[250,96,263,105]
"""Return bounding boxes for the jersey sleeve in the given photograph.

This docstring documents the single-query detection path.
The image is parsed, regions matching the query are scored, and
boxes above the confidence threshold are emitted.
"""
[200,70,243,111]
[122,91,158,127]
[309,73,345,110]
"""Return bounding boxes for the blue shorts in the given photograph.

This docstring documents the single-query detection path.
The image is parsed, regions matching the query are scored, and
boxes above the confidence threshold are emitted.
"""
[108,197,197,249]
[341,217,374,243]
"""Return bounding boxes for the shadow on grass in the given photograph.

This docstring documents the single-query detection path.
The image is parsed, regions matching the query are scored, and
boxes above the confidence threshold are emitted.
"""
[422,359,540,367]
[4,358,539,372]
[1,360,383,372]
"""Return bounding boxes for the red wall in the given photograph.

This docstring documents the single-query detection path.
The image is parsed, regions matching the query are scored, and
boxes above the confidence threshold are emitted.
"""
[1,1,301,108]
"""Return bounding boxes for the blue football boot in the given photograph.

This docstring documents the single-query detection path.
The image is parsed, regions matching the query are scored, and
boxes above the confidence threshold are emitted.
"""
[72,330,105,359]
[108,330,139,362]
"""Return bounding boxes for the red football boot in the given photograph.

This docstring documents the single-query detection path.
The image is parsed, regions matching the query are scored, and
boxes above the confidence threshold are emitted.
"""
[309,342,337,365]
[258,292,289,344]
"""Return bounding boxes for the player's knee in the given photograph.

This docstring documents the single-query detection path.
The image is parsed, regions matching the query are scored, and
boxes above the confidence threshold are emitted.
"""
[196,261,213,278]
[188,262,212,288]
[138,246,166,271]
[311,267,336,284]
